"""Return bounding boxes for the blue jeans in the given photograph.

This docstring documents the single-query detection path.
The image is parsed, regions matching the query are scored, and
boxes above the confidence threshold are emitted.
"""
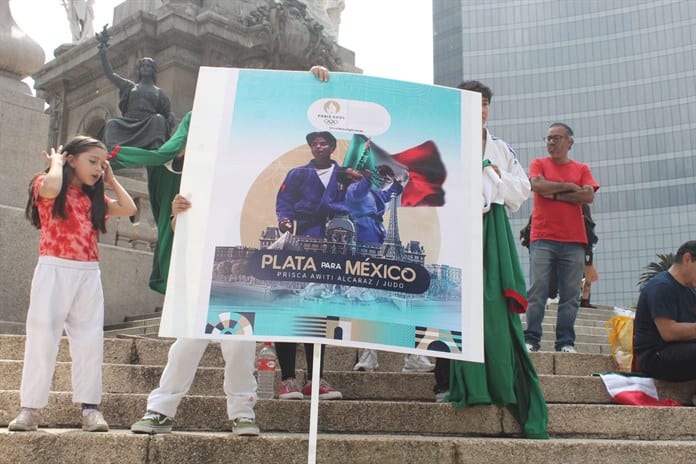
[524,240,585,350]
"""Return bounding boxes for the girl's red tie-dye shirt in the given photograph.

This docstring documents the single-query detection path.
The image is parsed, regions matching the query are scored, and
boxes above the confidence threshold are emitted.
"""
[34,175,106,262]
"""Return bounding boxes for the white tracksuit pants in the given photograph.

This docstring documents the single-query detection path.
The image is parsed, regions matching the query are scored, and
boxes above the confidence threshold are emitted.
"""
[146,337,257,420]
[20,256,104,408]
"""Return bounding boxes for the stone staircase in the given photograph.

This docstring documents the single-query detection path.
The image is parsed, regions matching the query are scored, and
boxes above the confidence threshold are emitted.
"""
[2,305,696,463]
[104,312,164,338]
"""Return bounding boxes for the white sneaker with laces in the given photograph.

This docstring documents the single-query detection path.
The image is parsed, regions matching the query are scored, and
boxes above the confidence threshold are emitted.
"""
[402,354,434,373]
[559,345,577,353]
[353,349,379,371]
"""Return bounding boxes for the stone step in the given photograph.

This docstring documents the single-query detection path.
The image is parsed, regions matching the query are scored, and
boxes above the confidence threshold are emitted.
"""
[539,315,612,329]
[2,360,692,405]
[1,430,694,464]
[540,322,608,336]
[538,340,613,355]
[549,303,619,318]
[103,318,162,331]
[1,391,695,441]
[0,334,618,375]
[103,324,162,338]
[522,309,616,324]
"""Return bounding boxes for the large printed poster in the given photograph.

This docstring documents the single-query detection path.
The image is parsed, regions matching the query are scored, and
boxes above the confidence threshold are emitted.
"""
[160,68,484,362]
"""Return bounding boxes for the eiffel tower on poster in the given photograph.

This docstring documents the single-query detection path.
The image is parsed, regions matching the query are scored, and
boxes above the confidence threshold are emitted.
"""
[381,193,403,260]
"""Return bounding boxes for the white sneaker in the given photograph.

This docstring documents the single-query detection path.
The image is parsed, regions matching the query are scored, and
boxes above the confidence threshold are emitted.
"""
[525,343,539,352]
[232,416,260,436]
[8,408,39,432]
[559,345,577,353]
[353,349,379,371]
[82,410,109,432]
[402,354,434,373]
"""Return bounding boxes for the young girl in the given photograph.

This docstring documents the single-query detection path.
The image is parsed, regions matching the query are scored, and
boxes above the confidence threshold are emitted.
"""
[8,136,137,432]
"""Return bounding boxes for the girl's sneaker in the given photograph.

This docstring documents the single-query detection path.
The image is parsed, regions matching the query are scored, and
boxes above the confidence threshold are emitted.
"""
[131,411,174,434]
[82,410,109,432]
[279,378,304,400]
[8,408,39,432]
[232,417,260,436]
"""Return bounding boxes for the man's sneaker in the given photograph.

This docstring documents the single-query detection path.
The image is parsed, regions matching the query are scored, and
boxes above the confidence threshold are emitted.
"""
[525,343,539,353]
[353,349,379,371]
[435,389,449,403]
[8,408,39,432]
[402,354,434,372]
[232,416,260,436]
[303,379,343,400]
[82,410,109,432]
[559,345,578,353]
[130,411,174,434]
[279,378,304,400]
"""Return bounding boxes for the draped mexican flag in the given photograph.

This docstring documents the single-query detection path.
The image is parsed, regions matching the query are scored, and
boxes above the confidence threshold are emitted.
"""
[447,202,548,439]
[599,372,682,406]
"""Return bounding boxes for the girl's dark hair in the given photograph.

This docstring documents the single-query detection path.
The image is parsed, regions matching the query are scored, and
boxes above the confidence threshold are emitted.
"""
[25,136,108,233]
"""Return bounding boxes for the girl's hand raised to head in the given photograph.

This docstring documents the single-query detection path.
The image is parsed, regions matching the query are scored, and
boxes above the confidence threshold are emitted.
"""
[102,160,114,186]
[43,146,65,167]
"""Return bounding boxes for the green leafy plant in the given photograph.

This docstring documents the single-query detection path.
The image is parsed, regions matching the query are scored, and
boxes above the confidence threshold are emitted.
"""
[637,253,675,289]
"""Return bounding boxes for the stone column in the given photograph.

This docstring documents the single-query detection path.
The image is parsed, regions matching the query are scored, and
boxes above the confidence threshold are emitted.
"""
[0,0,50,332]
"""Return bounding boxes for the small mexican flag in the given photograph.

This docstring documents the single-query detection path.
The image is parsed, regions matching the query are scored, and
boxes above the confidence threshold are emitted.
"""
[599,372,682,406]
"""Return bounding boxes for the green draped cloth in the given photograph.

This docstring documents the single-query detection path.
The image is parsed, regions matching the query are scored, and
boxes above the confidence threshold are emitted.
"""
[446,201,549,439]
[109,111,192,294]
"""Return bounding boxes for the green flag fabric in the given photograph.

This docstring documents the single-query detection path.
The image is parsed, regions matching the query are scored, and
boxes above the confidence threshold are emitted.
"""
[109,111,192,294]
[446,202,549,439]
[343,134,409,190]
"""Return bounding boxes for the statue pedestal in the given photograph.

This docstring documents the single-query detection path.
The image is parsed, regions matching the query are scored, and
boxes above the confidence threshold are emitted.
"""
[0,85,50,332]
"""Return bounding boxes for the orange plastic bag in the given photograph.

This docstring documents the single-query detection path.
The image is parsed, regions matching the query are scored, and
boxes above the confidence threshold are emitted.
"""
[605,314,635,372]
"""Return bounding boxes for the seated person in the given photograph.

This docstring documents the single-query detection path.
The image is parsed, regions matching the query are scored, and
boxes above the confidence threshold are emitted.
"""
[633,240,696,382]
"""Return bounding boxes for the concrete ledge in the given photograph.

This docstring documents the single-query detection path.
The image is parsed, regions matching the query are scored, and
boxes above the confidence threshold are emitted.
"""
[1,392,696,440]
[0,334,618,375]
[2,431,695,464]
[0,335,134,365]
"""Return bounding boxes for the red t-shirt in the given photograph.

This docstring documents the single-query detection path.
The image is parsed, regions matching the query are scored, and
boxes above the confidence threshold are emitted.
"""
[529,158,599,245]
[34,175,105,262]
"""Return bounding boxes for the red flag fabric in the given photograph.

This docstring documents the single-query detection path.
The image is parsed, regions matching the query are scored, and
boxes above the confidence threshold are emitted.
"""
[599,373,683,406]
[391,141,447,207]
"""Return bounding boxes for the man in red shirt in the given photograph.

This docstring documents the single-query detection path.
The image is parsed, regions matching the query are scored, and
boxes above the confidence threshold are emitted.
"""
[524,123,599,353]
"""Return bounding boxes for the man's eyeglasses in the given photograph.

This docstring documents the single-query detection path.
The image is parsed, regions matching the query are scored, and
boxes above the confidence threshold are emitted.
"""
[544,135,567,143]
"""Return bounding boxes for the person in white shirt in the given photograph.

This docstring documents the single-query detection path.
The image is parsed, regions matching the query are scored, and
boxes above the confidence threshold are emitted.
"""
[433,80,531,400]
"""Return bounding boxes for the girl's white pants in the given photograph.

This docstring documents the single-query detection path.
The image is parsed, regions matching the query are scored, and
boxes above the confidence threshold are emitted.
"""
[20,256,104,408]
[146,338,257,420]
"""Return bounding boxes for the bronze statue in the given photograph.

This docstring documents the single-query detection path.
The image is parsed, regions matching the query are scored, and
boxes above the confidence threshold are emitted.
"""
[96,25,176,151]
